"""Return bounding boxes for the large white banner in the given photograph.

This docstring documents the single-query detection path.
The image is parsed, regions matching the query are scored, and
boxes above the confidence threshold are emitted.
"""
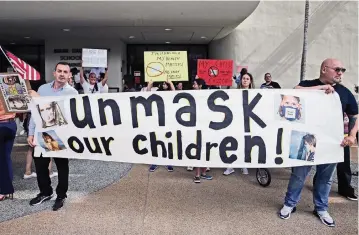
[31,89,344,168]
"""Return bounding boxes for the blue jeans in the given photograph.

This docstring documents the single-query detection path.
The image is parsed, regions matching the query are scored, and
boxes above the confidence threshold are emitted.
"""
[284,163,336,212]
[0,120,17,195]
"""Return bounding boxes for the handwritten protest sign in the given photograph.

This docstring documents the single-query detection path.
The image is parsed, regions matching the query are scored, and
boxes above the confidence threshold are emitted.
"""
[144,51,188,82]
[82,48,107,68]
[31,89,344,168]
[197,59,233,86]
[0,73,31,112]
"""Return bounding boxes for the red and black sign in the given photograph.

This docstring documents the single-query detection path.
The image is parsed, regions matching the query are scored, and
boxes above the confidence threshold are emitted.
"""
[197,59,233,86]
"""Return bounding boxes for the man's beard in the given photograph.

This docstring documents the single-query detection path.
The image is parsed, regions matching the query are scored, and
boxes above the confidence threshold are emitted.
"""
[333,76,342,84]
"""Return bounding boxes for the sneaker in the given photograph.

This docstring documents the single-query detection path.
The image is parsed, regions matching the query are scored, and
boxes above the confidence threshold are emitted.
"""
[200,174,213,180]
[279,205,296,219]
[313,210,335,227]
[338,190,358,201]
[50,172,58,178]
[149,165,158,172]
[167,166,174,172]
[187,166,193,171]
[242,168,249,175]
[53,197,66,211]
[193,176,201,183]
[223,168,235,176]
[29,194,53,206]
[23,172,37,179]
[347,193,358,201]
[206,167,210,172]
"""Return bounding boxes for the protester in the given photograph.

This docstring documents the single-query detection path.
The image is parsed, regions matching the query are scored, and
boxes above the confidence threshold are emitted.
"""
[146,79,175,172]
[79,66,108,94]
[191,78,213,183]
[0,97,17,201]
[176,82,183,90]
[235,68,248,87]
[279,58,358,227]
[27,61,78,211]
[223,73,254,176]
[260,73,281,89]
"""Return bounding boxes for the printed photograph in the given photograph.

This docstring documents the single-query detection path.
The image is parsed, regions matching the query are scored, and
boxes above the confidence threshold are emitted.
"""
[8,95,28,111]
[289,130,316,162]
[275,94,305,123]
[38,130,67,152]
[37,101,68,128]
[0,74,31,112]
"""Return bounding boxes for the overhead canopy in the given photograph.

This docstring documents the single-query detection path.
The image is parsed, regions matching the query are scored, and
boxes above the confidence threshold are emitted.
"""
[0,1,260,44]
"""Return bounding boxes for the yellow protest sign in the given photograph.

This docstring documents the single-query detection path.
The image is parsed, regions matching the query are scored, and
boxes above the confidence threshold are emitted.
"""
[144,51,188,82]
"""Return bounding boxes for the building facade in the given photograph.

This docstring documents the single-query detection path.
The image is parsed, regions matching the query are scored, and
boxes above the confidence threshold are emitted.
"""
[0,1,357,95]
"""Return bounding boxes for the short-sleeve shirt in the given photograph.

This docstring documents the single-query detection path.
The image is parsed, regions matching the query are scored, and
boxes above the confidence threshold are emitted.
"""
[260,81,281,89]
[82,80,102,94]
[298,79,358,116]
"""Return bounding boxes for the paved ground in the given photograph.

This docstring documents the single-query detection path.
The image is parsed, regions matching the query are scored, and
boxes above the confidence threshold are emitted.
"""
[0,146,357,235]
[0,146,132,223]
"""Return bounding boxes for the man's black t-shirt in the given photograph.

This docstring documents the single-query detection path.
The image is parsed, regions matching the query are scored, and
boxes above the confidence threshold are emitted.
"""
[260,81,281,89]
[298,79,358,116]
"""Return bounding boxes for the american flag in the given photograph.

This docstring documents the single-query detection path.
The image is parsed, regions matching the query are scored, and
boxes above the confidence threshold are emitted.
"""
[5,50,40,81]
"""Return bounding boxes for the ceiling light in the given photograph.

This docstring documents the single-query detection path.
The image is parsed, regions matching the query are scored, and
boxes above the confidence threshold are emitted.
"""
[10,42,16,45]
[165,41,171,44]
[62,28,70,32]
[129,36,135,39]
[201,36,207,39]
[165,28,172,31]
[24,36,30,39]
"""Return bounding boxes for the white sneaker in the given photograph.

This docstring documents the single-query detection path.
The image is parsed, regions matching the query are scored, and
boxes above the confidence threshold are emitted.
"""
[242,168,249,175]
[23,172,37,179]
[314,210,335,227]
[206,167,210,172]
[279,205,296,219]
[187,166,193,171]
[20,130,25,135]
[223,168,235,176]
[50,172,58,178]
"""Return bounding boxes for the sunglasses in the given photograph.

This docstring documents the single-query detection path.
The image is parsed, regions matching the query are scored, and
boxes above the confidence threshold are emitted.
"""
[326,66,346,73]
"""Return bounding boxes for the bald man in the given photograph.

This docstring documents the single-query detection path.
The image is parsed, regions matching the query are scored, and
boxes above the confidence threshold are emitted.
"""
[279,59,358,227]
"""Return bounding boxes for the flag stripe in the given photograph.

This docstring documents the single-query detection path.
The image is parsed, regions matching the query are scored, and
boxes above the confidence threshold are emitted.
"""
[5,51,40,81]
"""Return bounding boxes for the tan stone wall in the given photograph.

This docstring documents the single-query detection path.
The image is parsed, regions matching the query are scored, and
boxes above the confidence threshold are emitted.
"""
[209,1,358,95]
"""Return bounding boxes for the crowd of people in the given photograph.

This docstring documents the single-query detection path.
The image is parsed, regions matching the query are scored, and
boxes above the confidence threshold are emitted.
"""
[0,58,357,228]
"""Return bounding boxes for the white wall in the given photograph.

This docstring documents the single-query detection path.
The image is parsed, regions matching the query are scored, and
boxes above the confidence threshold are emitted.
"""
[209,1,358,94]
[45,39,127,91]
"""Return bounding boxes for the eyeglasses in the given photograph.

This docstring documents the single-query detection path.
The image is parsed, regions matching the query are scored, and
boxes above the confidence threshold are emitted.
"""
[325,66,346,73]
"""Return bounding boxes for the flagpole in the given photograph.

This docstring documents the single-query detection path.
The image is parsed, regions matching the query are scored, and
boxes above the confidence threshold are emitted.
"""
[0,45,17,73]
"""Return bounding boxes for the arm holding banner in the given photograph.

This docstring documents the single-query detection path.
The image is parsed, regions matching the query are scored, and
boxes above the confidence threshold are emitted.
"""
[295,84,334,94]
[27,116,36,147]
[341,91,358,147]
[27,91,40,147]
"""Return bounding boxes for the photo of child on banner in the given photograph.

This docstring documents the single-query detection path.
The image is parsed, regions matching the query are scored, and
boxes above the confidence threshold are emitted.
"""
[276,94,305,123]
[36,101,68,128]
[289,130,316,162]
[38,130,67,152]
[0,73,31,112]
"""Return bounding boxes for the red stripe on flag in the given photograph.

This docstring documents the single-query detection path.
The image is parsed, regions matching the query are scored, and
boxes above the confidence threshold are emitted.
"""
[5,50,40,81]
